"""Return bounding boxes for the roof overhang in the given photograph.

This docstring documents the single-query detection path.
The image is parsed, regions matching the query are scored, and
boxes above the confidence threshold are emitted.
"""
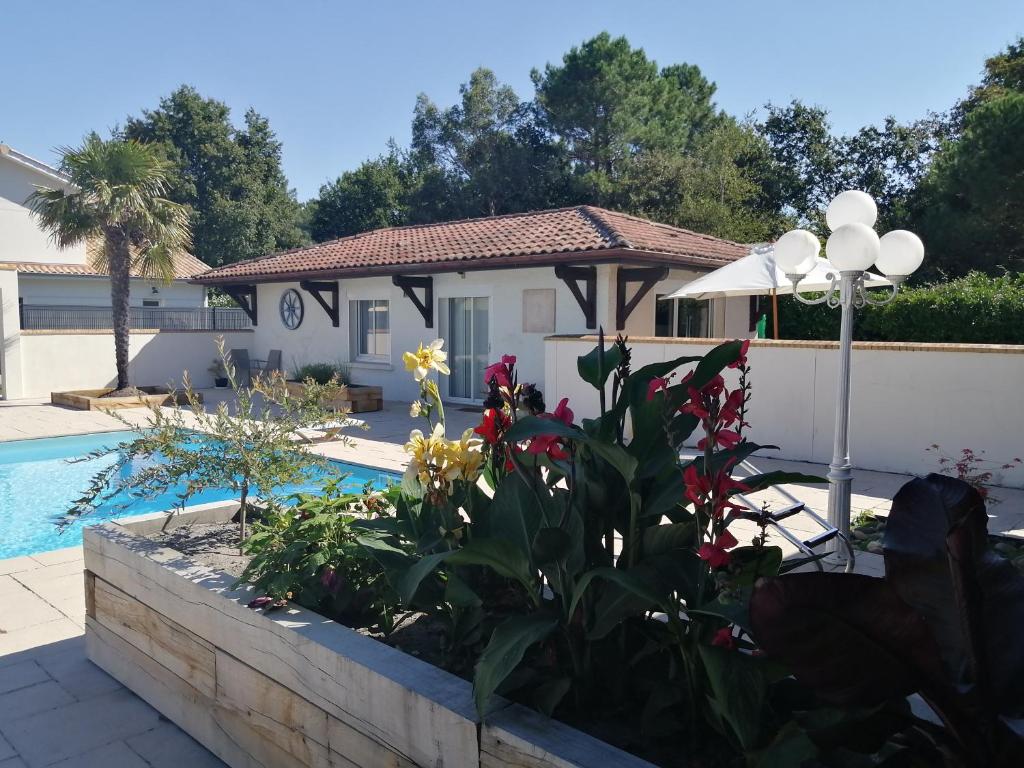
[191,248,732,286]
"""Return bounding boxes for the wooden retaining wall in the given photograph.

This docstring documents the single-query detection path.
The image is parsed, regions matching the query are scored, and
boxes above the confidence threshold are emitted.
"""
[82,508,654,768]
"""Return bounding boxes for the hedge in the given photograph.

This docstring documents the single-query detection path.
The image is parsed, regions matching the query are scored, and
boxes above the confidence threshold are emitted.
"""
[770,272,1024,345]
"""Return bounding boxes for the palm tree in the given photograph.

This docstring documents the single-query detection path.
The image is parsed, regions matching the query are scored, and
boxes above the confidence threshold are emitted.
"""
[28,136,191,395]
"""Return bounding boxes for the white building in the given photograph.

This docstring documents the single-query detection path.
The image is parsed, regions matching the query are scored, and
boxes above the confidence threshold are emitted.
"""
[196,206,755,403]
[0,144,209,308]
[0,144,220,399]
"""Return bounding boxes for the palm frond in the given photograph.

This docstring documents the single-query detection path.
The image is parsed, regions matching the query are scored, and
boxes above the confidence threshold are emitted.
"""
[28,135,193,281]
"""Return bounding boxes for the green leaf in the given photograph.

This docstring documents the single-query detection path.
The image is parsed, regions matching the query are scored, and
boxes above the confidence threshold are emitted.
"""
[502,415,581,444]
[699,643,768,751]
[532,527,572,567]
[727,546,784,586]
[754,721,819,768]
[397,551,453,605]
[532,676,572,717]
[576,342,622,390]
[444,572,482,609]
[568,566,665,625]
[447,538,538,596]
[738,471,826,494]
[354,535,407,557]
[641,521,695,556]
[487,473,545,566]
[473,614,558,716]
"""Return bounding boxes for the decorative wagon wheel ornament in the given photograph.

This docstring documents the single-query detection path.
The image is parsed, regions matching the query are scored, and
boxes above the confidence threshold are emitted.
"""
[279,289,304,330]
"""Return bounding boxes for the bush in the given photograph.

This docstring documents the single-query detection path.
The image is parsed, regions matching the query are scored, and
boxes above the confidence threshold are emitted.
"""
[772,272,1024,344]
[292,361,348,385]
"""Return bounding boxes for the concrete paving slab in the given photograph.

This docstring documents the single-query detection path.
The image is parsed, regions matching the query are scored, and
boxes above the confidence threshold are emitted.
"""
[0,688,161,766]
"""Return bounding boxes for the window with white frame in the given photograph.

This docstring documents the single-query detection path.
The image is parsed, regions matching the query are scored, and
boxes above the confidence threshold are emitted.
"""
[655,295,709,338]
[350,299,391,361]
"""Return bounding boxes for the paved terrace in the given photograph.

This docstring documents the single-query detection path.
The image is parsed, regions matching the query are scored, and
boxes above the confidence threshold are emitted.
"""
[1,395,1022,766]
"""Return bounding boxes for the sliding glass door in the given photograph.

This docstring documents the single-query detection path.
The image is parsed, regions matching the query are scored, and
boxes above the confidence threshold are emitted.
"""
[439,297,489,401]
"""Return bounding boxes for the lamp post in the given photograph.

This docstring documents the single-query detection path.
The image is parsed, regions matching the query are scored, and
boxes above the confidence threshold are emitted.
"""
[774,191,925,564]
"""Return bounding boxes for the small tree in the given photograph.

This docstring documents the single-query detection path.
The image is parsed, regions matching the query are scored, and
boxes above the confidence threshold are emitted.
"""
[64,338,357,542]
[28,136,191,395]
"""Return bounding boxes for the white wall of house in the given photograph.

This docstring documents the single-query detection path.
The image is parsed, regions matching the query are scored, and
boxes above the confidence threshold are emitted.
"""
[11,329,253,398]
[242,266,752,404]
[0,153,87,265]
[18,275,206,307]
[544,335,1024,488]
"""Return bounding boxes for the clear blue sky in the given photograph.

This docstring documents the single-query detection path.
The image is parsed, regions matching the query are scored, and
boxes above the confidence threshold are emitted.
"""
[2,0,1021,201]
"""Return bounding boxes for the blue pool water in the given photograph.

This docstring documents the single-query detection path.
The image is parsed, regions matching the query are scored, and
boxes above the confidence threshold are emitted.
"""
[0,431,398,559]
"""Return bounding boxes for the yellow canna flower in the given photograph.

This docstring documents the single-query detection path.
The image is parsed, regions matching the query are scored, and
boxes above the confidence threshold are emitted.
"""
[403,339,450,382]
[404,422,447,485]
[445,428,485,481]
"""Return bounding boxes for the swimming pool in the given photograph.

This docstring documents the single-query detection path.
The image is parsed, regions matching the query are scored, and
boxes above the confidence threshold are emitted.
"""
[0,430,399,559]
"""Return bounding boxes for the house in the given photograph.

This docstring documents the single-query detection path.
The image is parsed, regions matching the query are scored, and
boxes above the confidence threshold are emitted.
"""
[0,145,227,400]
[195,206,755,402]
[0,144,209,311]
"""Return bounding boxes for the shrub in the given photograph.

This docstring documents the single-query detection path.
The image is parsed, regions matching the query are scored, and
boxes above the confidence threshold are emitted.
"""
[859,272,1024,343]
[239,476,402,628]
[292,361,349,385]
[773,272,1024,344]
[64,338,348,541]
[375,337,829,764]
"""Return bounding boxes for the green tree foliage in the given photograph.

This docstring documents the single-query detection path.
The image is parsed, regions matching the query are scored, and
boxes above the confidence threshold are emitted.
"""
[757,101,944,232]
[912,94,1024,277]
[308,150,410,241]
[409,68,572,218]
[123,86,307,266]
[954,36,1024,126]
[908,38,1024,277]
[615,121,789,242]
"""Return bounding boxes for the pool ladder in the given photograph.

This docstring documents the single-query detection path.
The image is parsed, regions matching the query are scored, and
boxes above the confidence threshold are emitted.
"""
[731,459,856,573]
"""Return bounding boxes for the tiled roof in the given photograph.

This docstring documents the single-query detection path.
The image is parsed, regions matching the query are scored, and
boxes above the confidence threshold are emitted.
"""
[0,242,210,280]
[195,206,749,283]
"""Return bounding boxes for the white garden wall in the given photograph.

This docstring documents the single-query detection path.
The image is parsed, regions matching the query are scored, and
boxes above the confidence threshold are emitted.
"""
[11,329,253,398]
[545,336,1024,488]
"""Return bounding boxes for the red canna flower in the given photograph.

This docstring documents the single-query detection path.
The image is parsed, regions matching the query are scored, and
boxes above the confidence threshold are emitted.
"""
[551,397,574,425]
[526,398,574,461]
[698,528,738,568]
[483,355,517,388]
[712,626,737,649]
[474,408,510,444]
[728,339,750,369]
[647,377,669,402]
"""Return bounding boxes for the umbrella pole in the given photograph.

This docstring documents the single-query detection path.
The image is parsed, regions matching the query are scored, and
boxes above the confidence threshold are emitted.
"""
[771,288,780,340]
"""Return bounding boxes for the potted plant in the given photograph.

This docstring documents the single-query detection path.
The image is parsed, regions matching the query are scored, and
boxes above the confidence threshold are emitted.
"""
[287,362,383,413]
[208,358,229,388]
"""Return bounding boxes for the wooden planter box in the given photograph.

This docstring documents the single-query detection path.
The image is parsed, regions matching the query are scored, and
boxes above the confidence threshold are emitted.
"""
[52,386,198,411]
[82,504,654,768]
[286,381,383,413]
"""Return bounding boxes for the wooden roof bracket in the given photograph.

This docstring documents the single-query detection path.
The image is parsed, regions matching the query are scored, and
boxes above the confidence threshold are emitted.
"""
[554,264,597,329]
[222,284,258,326]
[392,275,433,328]
[616,266,669,329]
[299,280,340,327]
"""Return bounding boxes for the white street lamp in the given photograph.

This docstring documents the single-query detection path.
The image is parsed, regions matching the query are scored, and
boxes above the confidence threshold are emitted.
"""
[779,191,924,566]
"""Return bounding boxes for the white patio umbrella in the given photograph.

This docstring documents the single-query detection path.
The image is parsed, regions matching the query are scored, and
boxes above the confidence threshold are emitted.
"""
[666,246,890,339]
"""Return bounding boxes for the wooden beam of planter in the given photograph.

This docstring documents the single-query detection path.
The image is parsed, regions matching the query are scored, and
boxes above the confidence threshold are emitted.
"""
[299,280,340,327]
[554,265,597,329]
[392,275,433,328]
[616,266,669,329]
[222,284,258,326]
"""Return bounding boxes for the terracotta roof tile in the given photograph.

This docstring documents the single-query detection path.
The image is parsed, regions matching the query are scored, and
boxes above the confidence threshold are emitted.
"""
[0,243,210,280]
[195,206,749,283]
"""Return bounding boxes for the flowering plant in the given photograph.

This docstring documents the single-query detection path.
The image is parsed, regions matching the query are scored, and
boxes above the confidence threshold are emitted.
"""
[382,333,827,764]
